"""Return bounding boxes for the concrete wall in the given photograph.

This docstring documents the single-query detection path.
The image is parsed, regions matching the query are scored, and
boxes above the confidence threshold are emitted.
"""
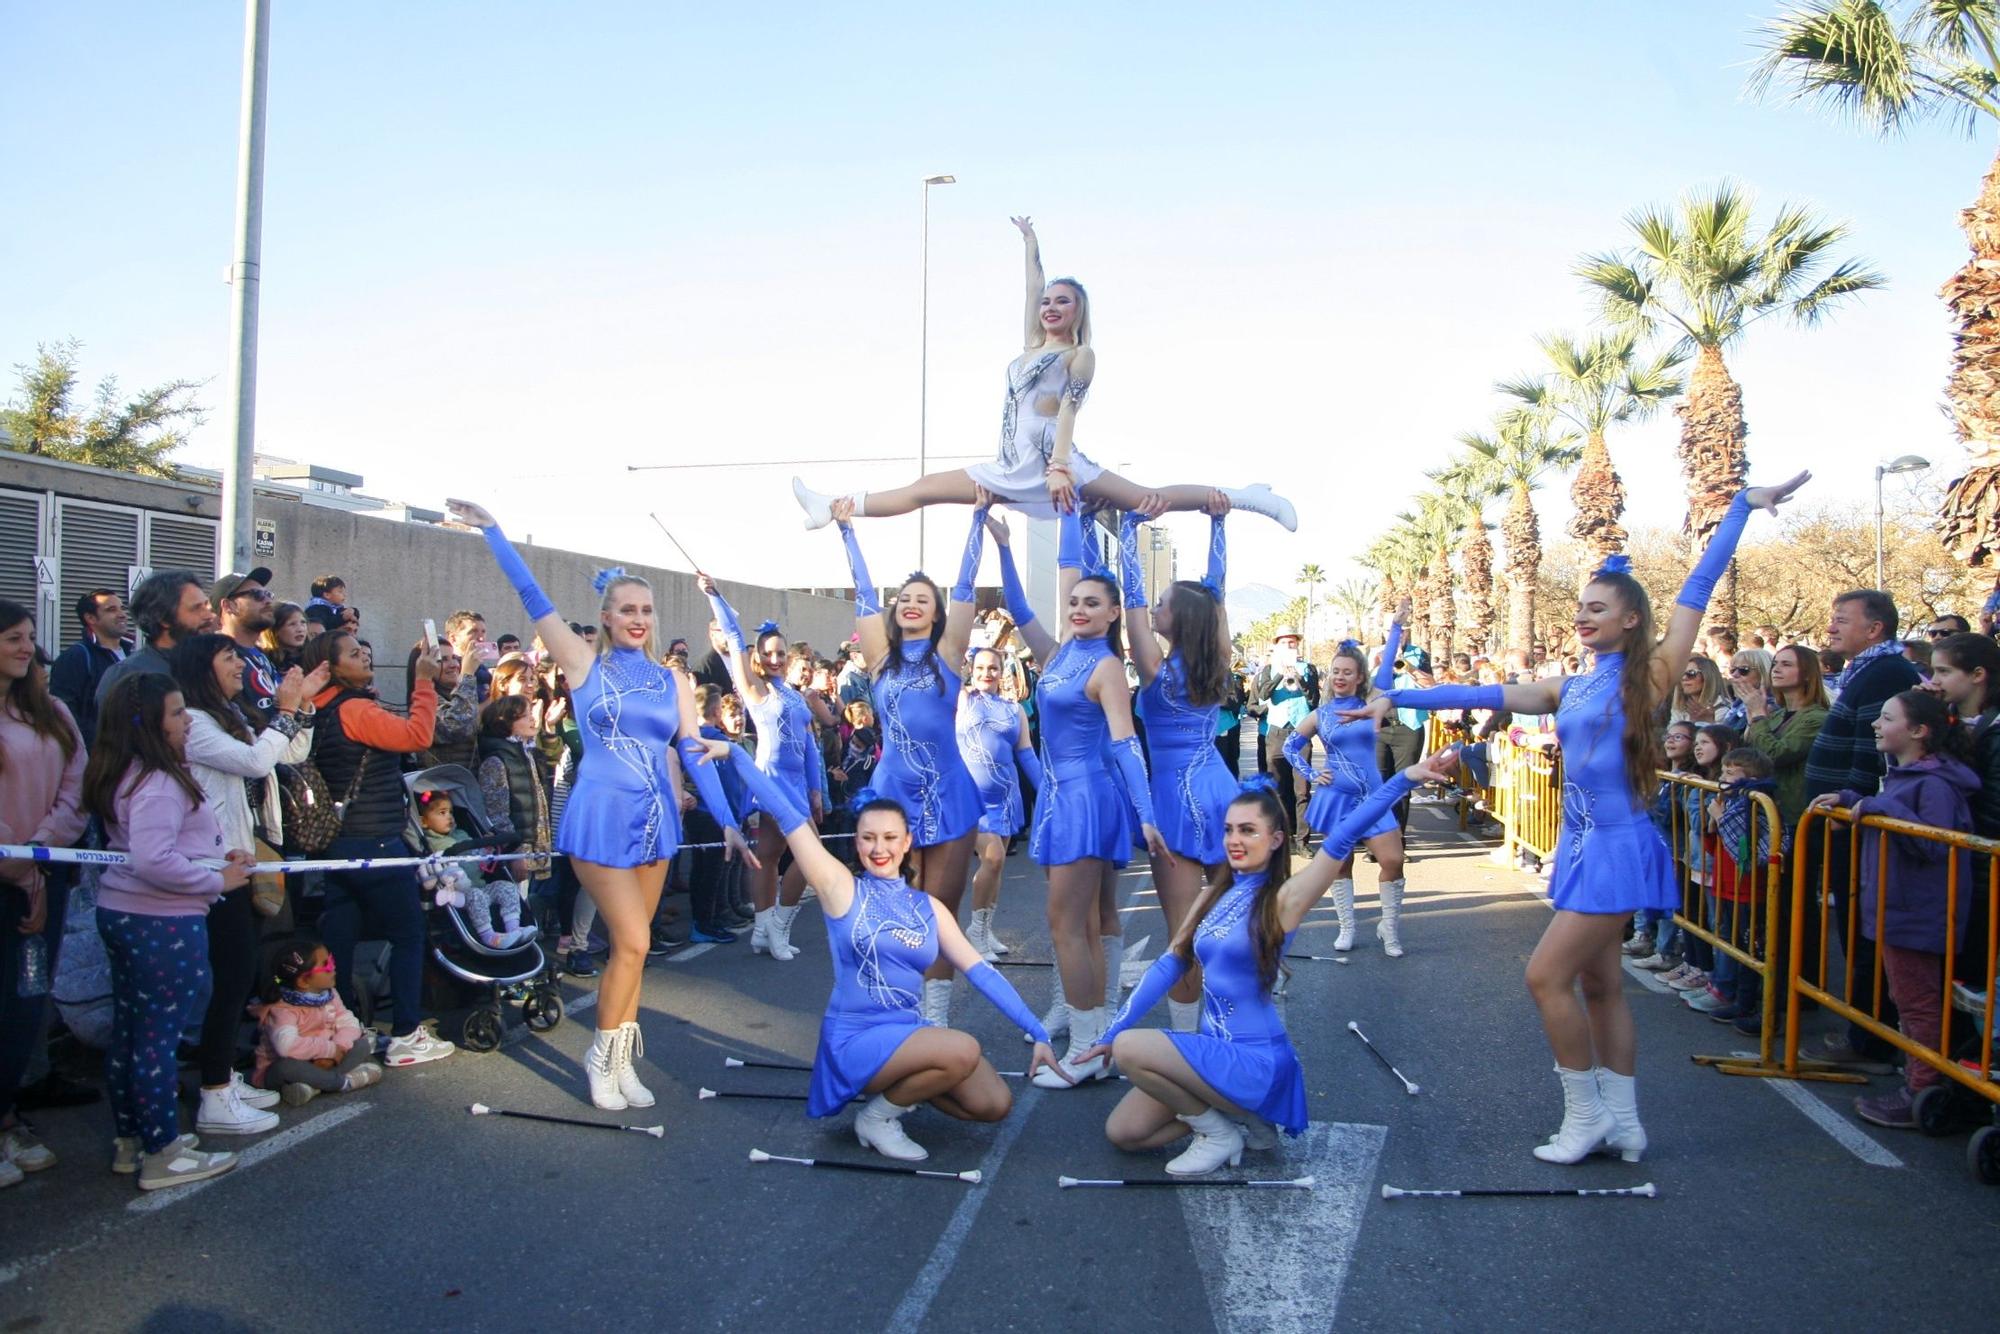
[1,453,857,704]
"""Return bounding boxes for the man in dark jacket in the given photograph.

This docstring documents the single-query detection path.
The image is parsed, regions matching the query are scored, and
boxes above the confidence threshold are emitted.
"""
[1801,589,1922,1066]
[96,570,218,706]
[48,588,128,743]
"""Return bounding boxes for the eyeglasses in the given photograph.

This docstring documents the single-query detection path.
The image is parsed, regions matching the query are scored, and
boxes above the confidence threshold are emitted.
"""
[1681,669,1702,679]
[230,587,273,602]
[1926,628,1953,639]
[1729,667,1755,677]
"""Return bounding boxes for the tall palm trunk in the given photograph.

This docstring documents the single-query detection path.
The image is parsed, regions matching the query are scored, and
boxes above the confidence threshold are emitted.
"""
[1568,430,1628,568]
[1426,548,1454,663]
[1409,571,1432,651]
[1940,144,2000,568]
[1502,483,1540,652]
[1460,523,1494,656]
[1675,343,1748,627]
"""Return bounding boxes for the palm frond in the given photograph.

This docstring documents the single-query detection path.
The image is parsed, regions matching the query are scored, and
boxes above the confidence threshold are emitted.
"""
[1788,258,1891,324]
[1747,0,1926,131]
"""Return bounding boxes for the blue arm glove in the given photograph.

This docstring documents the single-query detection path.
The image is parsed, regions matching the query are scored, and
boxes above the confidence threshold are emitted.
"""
[1111,735,1158,829]
[1677,493,1751,614]
[952,507,988,604]
[1373,621,1405,692]
[996,540,1035,626]
[1281,725,1314,776]
[1118,513,1148,609]
[482,526,556,622]
[965,962,1049,1044]
[1317,774,1416,862]
[704,588,746,653]
[677,736,741,833]
[721,743,809,834]
[1384,683,1505,712]
[1015,744,1044,793]
[839,524,883,618]
[1058,507,1087,571]
[1204,513,1227,601]
[1099,952,1190,1046]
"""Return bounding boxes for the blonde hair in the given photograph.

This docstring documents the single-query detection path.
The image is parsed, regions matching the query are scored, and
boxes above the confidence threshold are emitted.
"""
[1729,648,1772,699]
[599,575,657,661]
[1032,277,1092,349]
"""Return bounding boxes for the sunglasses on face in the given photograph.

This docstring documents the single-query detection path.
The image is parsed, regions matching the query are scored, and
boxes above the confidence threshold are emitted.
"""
[231,587,274,602]
[1927,628,1952,638]
[1682,670,1702,679]
[1729,667,1754,677]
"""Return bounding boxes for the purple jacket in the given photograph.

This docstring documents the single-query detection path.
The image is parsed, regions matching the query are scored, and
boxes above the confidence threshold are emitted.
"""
[98,766,227,917]
[1838,754,1981,953]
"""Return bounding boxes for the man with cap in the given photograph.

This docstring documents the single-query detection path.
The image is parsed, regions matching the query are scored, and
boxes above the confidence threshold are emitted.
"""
[96,569,220,706]
[1253,626,1321,840]
[214,567,281,720]
[1376,640,1432,830]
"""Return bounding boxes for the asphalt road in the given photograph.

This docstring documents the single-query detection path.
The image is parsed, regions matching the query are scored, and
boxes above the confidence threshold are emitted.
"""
[5,800,1999,1333]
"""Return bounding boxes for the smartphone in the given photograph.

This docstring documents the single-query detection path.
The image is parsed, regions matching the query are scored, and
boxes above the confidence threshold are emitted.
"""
[476,639,500,664]
[421,619,438,653]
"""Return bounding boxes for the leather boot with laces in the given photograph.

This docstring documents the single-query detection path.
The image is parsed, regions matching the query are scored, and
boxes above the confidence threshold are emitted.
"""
[854,1094,927,1161]
[1167,1108,1246,1175]
[1377,878,1406,958]
[1332,879,1356,951]
[615,1022,656,1108]
[1532,1065,1618,1164]
[585,1029,627,1110]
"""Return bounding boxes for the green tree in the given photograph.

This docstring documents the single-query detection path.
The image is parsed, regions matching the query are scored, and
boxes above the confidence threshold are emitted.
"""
[1,339,205,479]
[1460,406,1582,654]
[1427,461,1501,656]
[1749,1,2000,566]
[1500,327,1686,567]
[1328,576,1380,640]
[1578,183,1882,627]
[1297,562,1327,649]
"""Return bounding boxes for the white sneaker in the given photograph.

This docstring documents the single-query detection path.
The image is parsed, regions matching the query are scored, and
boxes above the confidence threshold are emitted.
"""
[196,1083,280,1136]
[1167,1108,1246,1175]
[854,1095,927,1161]
[113,1133,197,1175]
[384,1026,456,1067]
[1632,953,1670,970]
[137,1144,236,1192]
[1622,934,1653,956]
[0,1158,20,1188]
[229,1070,281,1111]
[0,1122,56,1172]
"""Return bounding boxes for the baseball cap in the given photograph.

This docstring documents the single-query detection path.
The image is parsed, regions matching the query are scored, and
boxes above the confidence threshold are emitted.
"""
[211,567,274,605]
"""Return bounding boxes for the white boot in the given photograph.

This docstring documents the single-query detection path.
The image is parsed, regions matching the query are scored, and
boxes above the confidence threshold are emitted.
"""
[1101,934,1123,1009]
[1532,1065,1619,1164]
[965,908,997,961]
[767,904,801,962]
[1219,483,1298,532]
[1167,1108,1246,1176]
[1168,998,1202,1033]
[1238,1114,1280,1151]
[1030,966,1070,1043]
[921,978,953,1028]
[1036,1006,1110,1087]
[1332,878,1356,952]
[585,1029,628,1111]
[986,909,1010,955]
[1595,1067,1647,1162]
[751,908,773,955]
[1377,878,1406,958]
[854,1094,927,1161]
[614,1022,656,1108]
[793,477,838,531]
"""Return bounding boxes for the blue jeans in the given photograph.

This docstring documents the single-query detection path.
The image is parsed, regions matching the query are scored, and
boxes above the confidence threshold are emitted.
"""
[319,834,427,1036]
[99,909,212,1152]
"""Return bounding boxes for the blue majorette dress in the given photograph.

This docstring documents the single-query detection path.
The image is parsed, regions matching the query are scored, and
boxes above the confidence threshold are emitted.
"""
[871,640,982,847]
[1030,636,1130,866]
[809,873,937,1117]
[1139,654,1239,864]
[1547,651,1677,914]
[956,691,1028,838]
[556,647,685,868]
[1300,696,1400,844]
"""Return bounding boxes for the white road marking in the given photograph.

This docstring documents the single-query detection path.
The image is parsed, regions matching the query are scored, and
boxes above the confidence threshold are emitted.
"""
[1622,958,1673,995]
[1180,1120,1388,1333]
[1757,1076,1905,1168]
[883,1088,1044,1334]
[666,942,716,965]
[568,991,598,1018]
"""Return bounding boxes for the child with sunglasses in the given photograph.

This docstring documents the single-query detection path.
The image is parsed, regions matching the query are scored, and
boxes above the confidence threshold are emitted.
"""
[251,939,383,1105]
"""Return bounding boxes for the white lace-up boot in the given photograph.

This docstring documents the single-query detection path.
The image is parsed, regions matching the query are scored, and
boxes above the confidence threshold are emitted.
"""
[767,905,801,962]
[1331,878,1357,951]
[1218,483,1298,532]
[751,909,773,955]
[1532,1065,1618,1164]
[1036,1006,1110,1087]
[1377,878,1406,958]
[792,478,868,531]
[986,911,1010,955]
[585,1029,627,1111]
[965,908,997,960]
[1030,966,1070,1043]
[1595,1067,1647,1162]
[854,1094,927,1161]
[1168,998,1201,1033]
[921,978,953,1028]
[1167,1108,1246,1175]
[615,1022,656,1109]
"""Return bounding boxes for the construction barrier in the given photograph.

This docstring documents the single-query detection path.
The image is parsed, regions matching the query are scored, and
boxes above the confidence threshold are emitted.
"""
[1488,732,1560,866]
[1651,774,1788,1075]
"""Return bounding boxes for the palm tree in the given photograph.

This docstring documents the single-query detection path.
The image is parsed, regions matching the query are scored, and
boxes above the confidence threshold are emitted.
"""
[1412,496,1461,663]
[1500,328,1686,568]
[1460,407,1582,654]
[1749,2,2000,566]
[1366,521,1430,646]
[1578,182,1883,626]
[1429,461,1500,655]
[1329,576,1380,641]
[1297,562,1327,648]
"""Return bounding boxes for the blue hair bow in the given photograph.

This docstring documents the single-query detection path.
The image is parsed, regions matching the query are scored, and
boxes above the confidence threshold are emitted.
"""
[1593,553,1633,579]
[847,784,885,817]
[755,619,780,637]
[1338,638,1360,654]
[1237,772,1277,795]
[591,565,627,595]
[1198,576,1224,603]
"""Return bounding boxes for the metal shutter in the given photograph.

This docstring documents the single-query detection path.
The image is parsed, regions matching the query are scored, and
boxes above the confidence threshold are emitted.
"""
[56,501,140,652]
[0,489,38,611]
[146,514,218,588]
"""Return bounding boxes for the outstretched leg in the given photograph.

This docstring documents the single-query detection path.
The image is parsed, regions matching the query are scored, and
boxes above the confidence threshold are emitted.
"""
[793,470,980,527]
[1082,471,1297,531]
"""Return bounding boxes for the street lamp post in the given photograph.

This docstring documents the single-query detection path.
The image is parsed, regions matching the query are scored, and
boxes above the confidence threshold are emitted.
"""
[220,0,272,571]
[1873,454,1930,589]
[919,173,955,570]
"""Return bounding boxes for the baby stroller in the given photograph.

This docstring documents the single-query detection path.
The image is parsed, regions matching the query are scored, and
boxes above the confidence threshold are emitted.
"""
[403,764,564,1052]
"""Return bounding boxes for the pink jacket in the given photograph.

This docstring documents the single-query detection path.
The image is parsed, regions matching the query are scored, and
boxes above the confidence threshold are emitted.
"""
[97,766,227,916]
[253,993,366,1085]
[0,700,87,893]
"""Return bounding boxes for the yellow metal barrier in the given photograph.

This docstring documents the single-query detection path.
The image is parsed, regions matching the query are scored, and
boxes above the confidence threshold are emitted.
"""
[1489,733,1559,865]
[1739,807,2000,1129]
[1653,773,1789,1075]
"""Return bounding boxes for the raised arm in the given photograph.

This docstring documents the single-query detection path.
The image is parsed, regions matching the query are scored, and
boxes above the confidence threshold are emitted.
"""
[989,513,1056,661]
[938,505,988,667]
[1013,215,1045,349]
[1056,507,1091,641]
[695,575,769,705]
[446,500,594,683]
[723,745,856,915]
[1276,751,1456,930]
[1118,512,1163,683]
[1652,472,1810,702]
[1202,496,1229,600]
[830,504,890,668]
[1374,598,1410,692]
[1338,675,1563,729]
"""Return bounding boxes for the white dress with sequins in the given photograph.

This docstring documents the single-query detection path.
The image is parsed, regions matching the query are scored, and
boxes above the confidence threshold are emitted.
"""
[963,347,1105,516]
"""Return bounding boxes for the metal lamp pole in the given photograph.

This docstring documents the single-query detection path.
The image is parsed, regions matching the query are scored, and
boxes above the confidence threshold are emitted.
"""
[1873,454,1930,589]
[919,173,955,570]
[220,0,271,570]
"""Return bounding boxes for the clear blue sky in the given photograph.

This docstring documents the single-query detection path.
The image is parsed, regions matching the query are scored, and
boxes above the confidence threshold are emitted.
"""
[3,1,1991,600]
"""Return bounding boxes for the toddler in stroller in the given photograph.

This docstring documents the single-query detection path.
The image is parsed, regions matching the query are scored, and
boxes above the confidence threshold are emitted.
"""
[417,789,536,949]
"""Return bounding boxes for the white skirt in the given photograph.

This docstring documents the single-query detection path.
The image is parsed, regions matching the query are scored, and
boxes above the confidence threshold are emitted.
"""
[964,446,1106,519]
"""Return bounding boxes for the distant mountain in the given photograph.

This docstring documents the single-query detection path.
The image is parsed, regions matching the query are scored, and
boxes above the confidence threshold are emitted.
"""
[1225,583,1292,633]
